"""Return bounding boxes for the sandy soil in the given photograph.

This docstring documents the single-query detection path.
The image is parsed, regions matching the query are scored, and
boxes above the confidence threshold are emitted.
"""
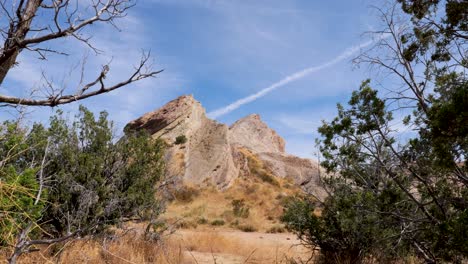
[170,229,309,264]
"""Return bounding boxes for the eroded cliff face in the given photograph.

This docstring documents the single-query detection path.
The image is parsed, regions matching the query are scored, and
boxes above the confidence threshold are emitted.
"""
[125,95,325,199]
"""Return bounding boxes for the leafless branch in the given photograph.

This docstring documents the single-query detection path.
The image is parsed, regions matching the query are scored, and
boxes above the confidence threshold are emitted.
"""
[0,0,161,107]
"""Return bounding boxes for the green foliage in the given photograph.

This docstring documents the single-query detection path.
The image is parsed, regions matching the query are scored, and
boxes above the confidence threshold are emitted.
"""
[172,185,200,203]
[0,122,47,247]
[282,189,410,263]
[41,106,165,236]
[210,219,225,226]
[283,1,467,263]
[266,225,285,234]
[237,224,256,232]
[397,0,467,63]
[174,135,187,145]
[288,80,467,262]
[295,80,466,262]
[231,199,250,218]
[0,106,165,253]
[196,217,208,225]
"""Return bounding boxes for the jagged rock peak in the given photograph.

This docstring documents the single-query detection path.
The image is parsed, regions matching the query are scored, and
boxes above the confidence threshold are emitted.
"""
[229,113,286,154]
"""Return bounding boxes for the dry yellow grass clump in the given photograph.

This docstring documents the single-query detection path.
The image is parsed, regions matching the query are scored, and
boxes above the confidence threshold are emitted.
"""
[10,234,183,264]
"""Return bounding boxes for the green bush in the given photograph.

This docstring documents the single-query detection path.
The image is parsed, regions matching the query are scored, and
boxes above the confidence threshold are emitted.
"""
[267,225,285,233]
[175,219,197,229]
[210,219,225,226]
[238,224,257,232]
[0,106,166,255]
[231,199,250,218]
[173,186,200,203]
[281,194,388,264]
[174,135,187,145]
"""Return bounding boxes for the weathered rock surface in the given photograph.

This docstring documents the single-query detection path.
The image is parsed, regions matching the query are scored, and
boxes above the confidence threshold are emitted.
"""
[229,114,285,154]
[125,95,325,198]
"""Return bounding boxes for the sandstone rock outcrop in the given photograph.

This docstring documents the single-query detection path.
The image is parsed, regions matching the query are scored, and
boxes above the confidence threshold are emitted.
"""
[229,114,285,154]
[125,95,238,189]
[125,95,325,199]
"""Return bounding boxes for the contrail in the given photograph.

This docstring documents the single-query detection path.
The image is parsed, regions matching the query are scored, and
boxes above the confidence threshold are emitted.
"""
[207,39,376,119]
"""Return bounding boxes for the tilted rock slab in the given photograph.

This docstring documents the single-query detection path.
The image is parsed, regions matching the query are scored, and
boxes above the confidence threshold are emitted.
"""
[125,95,238,189]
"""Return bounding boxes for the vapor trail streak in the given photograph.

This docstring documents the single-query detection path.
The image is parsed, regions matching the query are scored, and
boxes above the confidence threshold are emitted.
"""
[207,39,375,119]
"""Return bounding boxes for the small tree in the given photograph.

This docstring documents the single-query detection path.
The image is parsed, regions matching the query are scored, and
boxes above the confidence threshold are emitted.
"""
[284,1,467,262]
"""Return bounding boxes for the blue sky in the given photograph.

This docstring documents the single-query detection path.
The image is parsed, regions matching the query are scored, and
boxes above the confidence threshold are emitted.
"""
[1,0,390,158]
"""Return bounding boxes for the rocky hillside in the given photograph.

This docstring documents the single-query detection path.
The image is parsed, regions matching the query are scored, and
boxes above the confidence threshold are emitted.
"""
[125,95,326,199]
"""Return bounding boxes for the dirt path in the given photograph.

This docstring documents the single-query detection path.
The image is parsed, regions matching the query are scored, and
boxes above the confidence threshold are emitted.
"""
[169,229,309,264]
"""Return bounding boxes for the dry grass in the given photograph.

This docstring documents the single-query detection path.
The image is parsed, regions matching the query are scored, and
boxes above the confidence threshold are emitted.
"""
[9,228,308,264]
[172,229,309,263]
[12,233,185,264]
[164,149,302,233]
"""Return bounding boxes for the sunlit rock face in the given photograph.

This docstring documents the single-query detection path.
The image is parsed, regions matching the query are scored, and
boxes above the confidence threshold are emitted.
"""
[229,114,285,154]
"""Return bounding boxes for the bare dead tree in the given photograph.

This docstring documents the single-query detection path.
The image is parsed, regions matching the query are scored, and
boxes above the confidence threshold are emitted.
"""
[0,0,162,107]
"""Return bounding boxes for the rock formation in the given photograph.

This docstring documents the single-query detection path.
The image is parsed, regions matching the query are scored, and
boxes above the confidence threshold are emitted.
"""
[229,114,285,154]
[125,95,325,199]
[125,95,238,189]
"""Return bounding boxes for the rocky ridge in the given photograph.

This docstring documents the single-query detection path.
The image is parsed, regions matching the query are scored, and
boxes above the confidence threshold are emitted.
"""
[125,95,325,199]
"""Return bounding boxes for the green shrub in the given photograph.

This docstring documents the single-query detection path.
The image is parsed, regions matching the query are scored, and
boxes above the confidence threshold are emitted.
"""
[173,186,200,203]
[175,219,197,229]
[267,225,285,233]
[196,217,208,225]
[210,219,225,226]
[230,219,240,227]
[174,135,187,145]
[238,224,257,232]
[281,192,401,264]
[0,106,166,256]
[231,199,250,218]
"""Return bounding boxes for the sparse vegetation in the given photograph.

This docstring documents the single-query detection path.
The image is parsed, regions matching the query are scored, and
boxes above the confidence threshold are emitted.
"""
[239,147,280,186]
